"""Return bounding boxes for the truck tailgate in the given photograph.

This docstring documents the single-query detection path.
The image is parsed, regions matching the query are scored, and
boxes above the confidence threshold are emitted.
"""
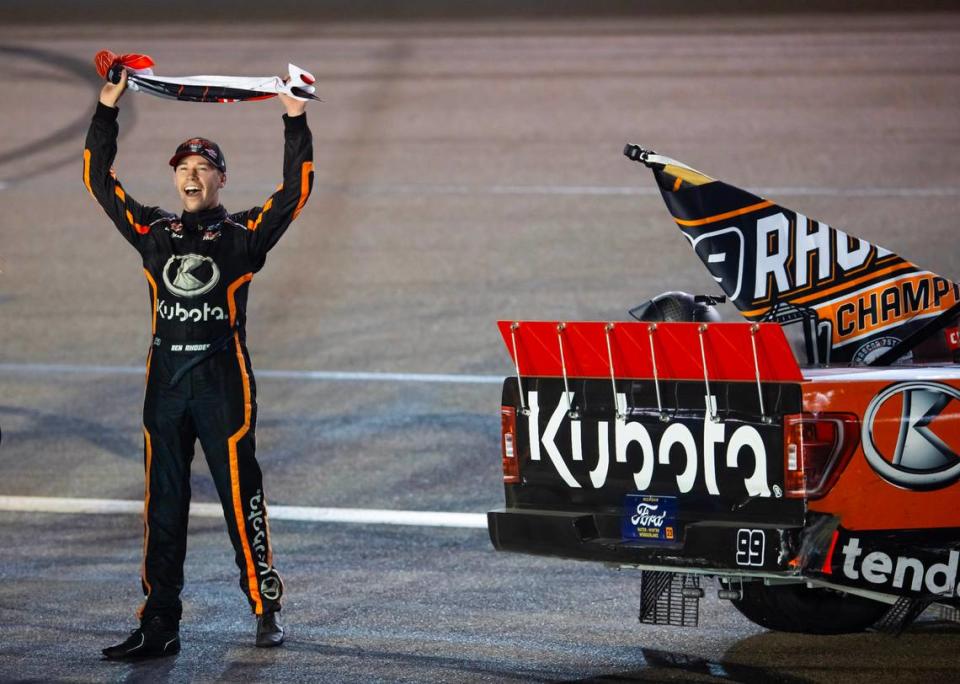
[490,321,808,575]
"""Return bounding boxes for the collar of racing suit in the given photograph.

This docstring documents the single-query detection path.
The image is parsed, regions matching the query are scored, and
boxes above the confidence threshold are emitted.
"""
[180,205,227,232]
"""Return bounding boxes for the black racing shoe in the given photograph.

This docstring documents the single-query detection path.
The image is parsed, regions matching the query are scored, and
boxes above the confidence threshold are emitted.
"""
[255,610,284,648]
[102,616,180,660]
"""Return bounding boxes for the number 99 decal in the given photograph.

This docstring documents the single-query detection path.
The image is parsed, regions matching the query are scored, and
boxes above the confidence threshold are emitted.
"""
[736,529,765,567]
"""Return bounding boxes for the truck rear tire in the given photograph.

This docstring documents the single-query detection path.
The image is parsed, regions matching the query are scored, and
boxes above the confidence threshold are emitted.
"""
[728,581,888,634]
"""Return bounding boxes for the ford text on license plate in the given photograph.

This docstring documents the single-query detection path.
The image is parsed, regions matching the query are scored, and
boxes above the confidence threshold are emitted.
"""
[621,494,678,543]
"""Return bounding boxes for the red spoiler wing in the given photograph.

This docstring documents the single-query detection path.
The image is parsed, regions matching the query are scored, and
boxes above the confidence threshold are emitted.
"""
[498,320,802,382]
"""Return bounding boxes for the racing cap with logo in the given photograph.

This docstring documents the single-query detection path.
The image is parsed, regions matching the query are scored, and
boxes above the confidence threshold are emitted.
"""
[169,137,226,173]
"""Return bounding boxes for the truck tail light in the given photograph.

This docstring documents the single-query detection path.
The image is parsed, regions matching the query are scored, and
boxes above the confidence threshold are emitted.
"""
[783,413,860,499]
[501,406,520,484]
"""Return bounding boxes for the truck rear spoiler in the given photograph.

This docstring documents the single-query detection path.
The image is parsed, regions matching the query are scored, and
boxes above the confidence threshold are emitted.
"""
[498,321,803,383]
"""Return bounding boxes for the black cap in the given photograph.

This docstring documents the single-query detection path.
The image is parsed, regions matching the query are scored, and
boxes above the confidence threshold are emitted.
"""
[169,137,226,172]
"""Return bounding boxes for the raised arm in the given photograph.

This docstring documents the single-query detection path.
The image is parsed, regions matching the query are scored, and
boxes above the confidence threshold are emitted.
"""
[242,94,314,271]
[83,70,162,251]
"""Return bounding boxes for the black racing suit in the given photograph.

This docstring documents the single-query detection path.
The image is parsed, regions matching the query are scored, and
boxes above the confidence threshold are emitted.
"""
[83,102,313,621]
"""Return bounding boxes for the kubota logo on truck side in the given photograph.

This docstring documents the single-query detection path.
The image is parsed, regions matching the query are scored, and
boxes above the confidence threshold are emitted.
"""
[862,382,960,490]
[527,391,773,496]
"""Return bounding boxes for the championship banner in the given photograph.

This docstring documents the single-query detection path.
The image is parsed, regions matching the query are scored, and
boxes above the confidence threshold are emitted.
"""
[625,146,960,365]
[94,50,320,103]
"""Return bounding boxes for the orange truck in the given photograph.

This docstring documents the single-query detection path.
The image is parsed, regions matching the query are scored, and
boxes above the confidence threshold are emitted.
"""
[487,147,960,634]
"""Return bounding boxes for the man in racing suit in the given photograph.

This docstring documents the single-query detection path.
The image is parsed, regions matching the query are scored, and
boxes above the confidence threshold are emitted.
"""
[84,69,313,659]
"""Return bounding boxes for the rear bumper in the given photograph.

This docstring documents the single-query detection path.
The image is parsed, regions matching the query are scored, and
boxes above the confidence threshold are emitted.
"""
[488,507,802,575]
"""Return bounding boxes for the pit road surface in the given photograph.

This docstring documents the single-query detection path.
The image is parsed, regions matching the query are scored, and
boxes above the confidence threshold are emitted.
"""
[1,9,959,683]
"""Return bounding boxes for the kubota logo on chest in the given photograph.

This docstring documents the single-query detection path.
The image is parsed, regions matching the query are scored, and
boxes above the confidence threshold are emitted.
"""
[162,254,220,298]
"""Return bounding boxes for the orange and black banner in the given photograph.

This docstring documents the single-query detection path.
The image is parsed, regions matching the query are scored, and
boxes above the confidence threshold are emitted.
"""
[645,161,959,365]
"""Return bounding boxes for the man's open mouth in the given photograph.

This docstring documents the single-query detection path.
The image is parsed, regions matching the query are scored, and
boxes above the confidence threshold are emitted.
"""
[184,184,202,197]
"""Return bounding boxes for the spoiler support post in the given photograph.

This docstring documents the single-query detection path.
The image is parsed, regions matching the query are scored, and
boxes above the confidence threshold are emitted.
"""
[647,324,669,422]
[509,322,529,416]
[604,323,624,421]
[750,324,772,424]
[698,325,717,422]
[556,323,579,420]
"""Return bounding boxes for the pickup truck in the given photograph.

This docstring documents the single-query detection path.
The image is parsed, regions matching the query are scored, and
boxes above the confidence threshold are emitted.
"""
[487,147,960,634]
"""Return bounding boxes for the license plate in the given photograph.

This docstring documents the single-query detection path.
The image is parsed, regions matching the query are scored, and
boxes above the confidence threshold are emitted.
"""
[621,493,678,543]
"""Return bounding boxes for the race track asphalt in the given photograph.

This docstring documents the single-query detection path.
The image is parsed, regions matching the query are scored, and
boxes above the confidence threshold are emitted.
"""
[1,7,959,683]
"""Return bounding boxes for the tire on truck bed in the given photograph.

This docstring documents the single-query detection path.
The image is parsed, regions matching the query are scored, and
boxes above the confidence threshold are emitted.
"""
[728,581,889,634]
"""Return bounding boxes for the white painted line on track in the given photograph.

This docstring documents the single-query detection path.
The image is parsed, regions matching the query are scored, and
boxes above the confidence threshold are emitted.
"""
[0,495,489,529]
[4,180,956,198]
[0,362,503,385]
[755,187,960,198]
[258,369,501,384]
[315,183,960,198]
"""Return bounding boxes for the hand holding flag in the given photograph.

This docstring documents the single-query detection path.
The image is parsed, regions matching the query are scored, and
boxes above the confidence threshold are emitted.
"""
[94,50,320,104]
